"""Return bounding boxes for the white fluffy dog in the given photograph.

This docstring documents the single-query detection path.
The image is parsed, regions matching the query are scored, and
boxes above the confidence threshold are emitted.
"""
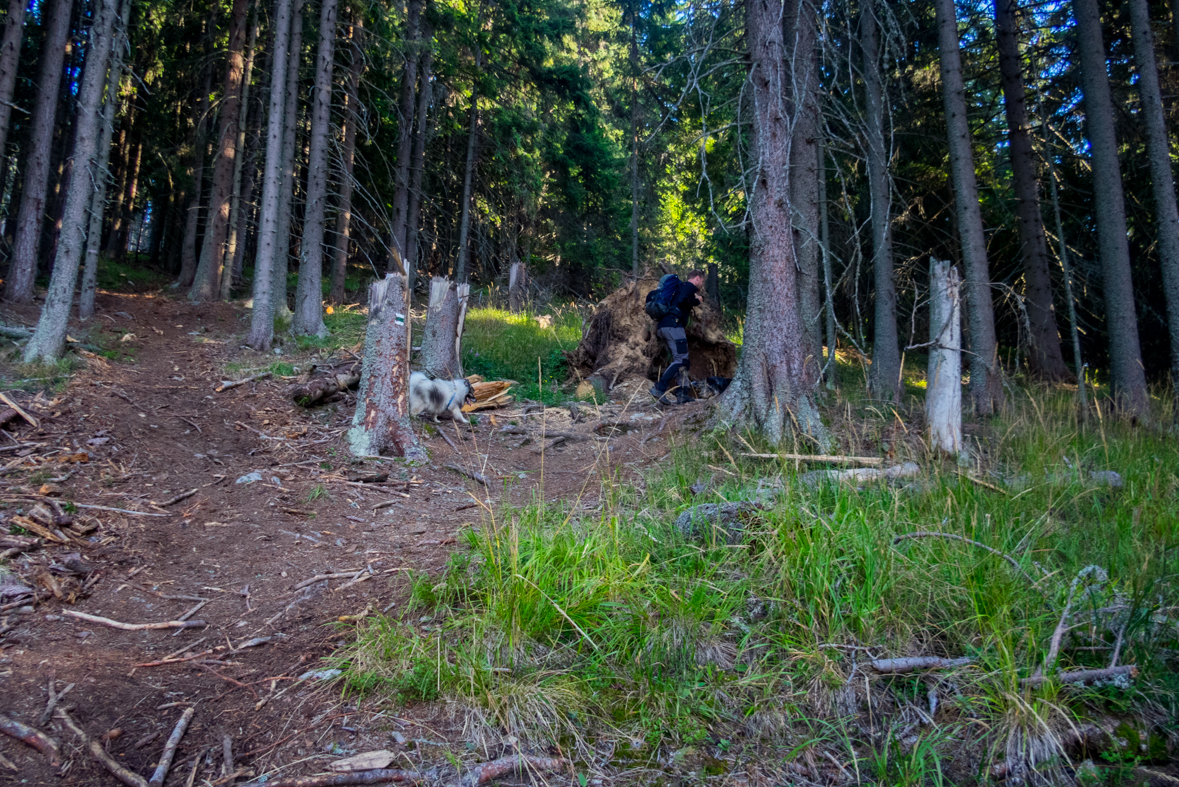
[409,372,476,423]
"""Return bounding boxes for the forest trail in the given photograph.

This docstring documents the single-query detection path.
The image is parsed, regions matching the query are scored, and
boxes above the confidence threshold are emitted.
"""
[0,291,681,785]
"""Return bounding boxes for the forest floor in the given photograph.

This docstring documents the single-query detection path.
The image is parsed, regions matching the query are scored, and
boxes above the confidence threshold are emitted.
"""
[0,290,693,786]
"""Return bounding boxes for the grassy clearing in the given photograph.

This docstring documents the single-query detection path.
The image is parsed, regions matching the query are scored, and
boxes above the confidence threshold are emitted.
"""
[341,389,1178,784]
[461,306,587,404]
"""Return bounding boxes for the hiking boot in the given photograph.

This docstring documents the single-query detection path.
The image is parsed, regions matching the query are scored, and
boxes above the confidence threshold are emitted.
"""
[649,386,675,406]
[674,388,693,405]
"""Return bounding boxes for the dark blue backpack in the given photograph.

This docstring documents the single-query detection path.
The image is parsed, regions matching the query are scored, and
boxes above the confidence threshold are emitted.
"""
[644,274,680,321]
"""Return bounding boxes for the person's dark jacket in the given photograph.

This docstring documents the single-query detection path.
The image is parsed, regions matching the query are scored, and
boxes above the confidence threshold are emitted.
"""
[656,281,700,329]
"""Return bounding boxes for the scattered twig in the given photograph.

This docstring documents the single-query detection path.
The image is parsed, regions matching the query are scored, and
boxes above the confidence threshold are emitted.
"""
[869,657,974,674]
[293,570,365,590]
[216,372,272,393]
[73,503,172,517]
[148,707,196,786]
[742,452,882,465]
[157,489,199,507]
[177,600,209,622]
[38,679,75,727]
[222,733,235,780]
[461,754,568,787]
[893,531,1042,584]
[245,768,427,786]
[444,463,490,487]
[63,610,206,631]
[0,712,61,767]
[437,429,458,450]
[0,392,37,428]
[55,709,145,786]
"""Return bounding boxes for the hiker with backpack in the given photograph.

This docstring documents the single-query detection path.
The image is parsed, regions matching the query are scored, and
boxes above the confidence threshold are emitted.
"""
[645,270,706,405]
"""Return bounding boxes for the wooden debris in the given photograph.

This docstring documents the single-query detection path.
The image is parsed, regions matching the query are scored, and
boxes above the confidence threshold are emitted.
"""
[798,462,921,488]
[38,679,74,726]
[148,707,195,787]
[461,380,515,412]
[63,610,206,631]
[0,712,61,767]
[56,709,146,787]
[741,452,883,466]
[869,657,974,674]
[293,570,365,590]
[250,768,427,786]
[0,408,19,429]
[74,503,171,517]
[157,489,199,507]
[461,754,568,787]
[443,463,490,487]
[223,733,235,781]
[329,750,397,773]
[0,392,37,428]
[215,372,272,393]
[290,362,361,406]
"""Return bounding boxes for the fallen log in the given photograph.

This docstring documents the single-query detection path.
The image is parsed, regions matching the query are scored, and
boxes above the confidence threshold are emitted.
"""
[0,712,61,767]
[742,452,883,466]
[63,610,207,630]
[797,461,921,489]
[1021,665,1137,688]
[869,657,973,674]
[291,363,361,406]
[216,372,272,393]
[462,754,568,787]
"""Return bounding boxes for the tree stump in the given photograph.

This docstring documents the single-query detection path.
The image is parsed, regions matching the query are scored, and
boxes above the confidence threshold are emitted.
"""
[926,258,962,455]
[569,275,737,393]
[508,262,527,313]
[421,277,469,379]
[347,274,426,460]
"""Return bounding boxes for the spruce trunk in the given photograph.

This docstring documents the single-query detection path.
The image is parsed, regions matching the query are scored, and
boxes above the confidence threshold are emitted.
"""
[994,0,1070,381]
[389,0,422,263]
[404,21,432,290]
[292,0,339,337]
[0,0,27,176]
[1072,0,1149,414]
[719,0,825,446]
[178,63,214,288]
[347,274,426,460]
[329,16,364,305]
[271,0,304,322]
[934,0,1004,414]
[23,0,119,363]
[421,277,468,379]
[190,0,250,303]
[5,0,70,303]
[246,0,295,350]
[1127,0,1179,388]
[453,75,479,282]
[222,11,259,300]
[926,258,962,455]
[861,0,901,402]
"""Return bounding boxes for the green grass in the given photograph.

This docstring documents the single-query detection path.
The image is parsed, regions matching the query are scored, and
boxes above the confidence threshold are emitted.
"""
[462,307,587,405]
[0,357,80,393]
[340,387,1179,781]
[94,256,172,292]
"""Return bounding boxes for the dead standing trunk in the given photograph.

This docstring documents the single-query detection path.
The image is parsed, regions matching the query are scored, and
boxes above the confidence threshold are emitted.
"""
[271,0,305,322]
[5,0,71,303]
[1127,0,1179,388]
[861,0,902,403]
[292,0,339,337]
[190,0,250,303]
[79,0,134,320]
[0,0,28,178]
[329,15,364,305]
[926,258,962,456]
[246,0,295,351]
[421,276,468,378]
[994,0,1070,381]
[1072,0,1149,414]
[347,274,426,460]
[787,0,823,379]
[934,0,1004,415]
[508,261,526,313]
[23,0,119,362]
[718,0,826,446]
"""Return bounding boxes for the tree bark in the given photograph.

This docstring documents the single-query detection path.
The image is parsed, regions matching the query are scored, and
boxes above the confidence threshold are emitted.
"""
[190,0,250,303]
[860,0,902,403]
[79,0,133,320]
[5,0,71,303]
[1072,0,1149,414]
[329,14,364,305]
[719,0,825,446]
[229,37,266,292]
[347,274,426,460]
[629,13,640,277]
[1128,0,1179,388]
[1045,134,1089,417]
[404,20,432,291]
[787,0,823,381]
[246,0,295,350]
[0,0,27,179]
[222,11,259,299]
[926,258,962,455]
[508,261,526,313]
[454,68,480,282]
[389,0,422,265]
[271,0,305,322]
[109,136,142,259]
[994,0,1070,381]
[178,61,214,288]
[292,0,338,337]
[819,139,837,390]
[421,276,468,378]
[23,0,119,362]
[934,0,1004,415]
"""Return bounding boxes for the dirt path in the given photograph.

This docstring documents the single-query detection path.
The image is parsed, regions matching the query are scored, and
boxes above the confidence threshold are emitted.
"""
[0,293,684,786]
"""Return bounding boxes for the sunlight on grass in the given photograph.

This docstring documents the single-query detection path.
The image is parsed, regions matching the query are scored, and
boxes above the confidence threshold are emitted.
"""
[462,307,585,404]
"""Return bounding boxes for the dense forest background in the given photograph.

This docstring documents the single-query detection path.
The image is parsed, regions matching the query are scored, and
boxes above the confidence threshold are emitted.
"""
[2,0,1179,394]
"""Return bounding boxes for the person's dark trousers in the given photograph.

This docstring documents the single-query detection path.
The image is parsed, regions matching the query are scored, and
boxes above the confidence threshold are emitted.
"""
[654,326,689,393]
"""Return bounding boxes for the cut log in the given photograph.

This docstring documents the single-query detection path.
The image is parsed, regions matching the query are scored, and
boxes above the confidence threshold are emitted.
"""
[508,262,527,313]
[926,258,962,455]
[797,462,921,488]
[421,277,468,379]
[290,361,361,406]
[461,379,515,412]
[347,275,426,461]
[569,275,737,392]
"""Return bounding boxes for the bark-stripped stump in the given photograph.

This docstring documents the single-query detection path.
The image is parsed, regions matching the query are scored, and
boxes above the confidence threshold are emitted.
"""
[347,275,425,461]
[421,277,469,380]
[926,258,962,456]
[508,262,527,313]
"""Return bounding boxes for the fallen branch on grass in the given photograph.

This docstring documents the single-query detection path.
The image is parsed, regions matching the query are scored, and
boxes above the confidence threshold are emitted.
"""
[148,707,195,786]
[63,610,206,631]
[742,452,883,466]
[798,462,921,488]
[869,657,974,674]
[0,712,61,767]
[1020,665,1137,687]
[444,463,490,487]
[893,531,1043,585]
[216,372,272,393]
[246,754,567,787]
